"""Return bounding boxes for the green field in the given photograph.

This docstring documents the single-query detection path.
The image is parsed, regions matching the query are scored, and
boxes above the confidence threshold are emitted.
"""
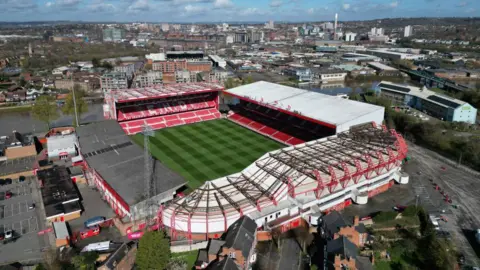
[131,119,283,189]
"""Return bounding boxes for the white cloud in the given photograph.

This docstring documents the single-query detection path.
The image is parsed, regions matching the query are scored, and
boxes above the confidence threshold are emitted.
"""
[342,3,350,10]
[465,7,475,13]
[214,0,233,8]
[307,7,328,15]
[270,0,283,8]
[88,3,116,13]
[390,1,398,8]
[307,7,314,14]
[0,0,37,11]
[183,4,206,14]
[239,7,264,16]
[127,0,150,13]
[45,0,81,9]
[457,1,468,7]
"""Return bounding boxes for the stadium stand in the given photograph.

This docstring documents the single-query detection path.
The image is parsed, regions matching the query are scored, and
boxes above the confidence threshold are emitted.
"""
[228,100,335,145]
[121,108,221,135]
[103,83,224,135]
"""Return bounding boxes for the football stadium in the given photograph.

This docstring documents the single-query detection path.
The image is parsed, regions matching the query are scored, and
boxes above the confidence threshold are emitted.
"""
[80,81,409,241]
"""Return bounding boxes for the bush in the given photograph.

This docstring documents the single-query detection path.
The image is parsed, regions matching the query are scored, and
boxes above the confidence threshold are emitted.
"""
[402,206,419,217]
[373,211,398,223]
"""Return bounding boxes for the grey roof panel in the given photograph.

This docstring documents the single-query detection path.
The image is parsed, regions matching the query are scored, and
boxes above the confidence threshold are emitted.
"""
[223,216,257,260]
[327,236,358,259]
[77,120,186,206]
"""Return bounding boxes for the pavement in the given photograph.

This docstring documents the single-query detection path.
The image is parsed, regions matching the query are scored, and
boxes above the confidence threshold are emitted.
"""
[405,143,480,267]
[68,183,123,250]
[0,176,50,265]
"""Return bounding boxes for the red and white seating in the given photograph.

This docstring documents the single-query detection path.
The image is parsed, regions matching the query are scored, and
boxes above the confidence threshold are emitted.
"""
[117,98,216,122]
[120,108,221,135]
[227,113,304,146]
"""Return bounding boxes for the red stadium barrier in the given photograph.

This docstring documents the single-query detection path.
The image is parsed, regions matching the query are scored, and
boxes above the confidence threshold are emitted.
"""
[117,97,217,122]
[120,108,221,135]
[227,113,304,146]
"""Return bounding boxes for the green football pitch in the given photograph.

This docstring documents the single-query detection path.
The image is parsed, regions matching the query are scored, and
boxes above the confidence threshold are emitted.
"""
[131,119,284,190]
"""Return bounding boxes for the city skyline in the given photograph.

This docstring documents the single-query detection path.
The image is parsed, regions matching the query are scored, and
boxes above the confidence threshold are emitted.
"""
[0,0,478,23]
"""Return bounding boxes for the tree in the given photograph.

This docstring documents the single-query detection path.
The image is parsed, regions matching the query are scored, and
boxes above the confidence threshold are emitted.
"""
[92,57,100,68]
[62,84,88,126]
[242,75,254,85]
[71,251,98,270]
[136,231,171,270]
[102,61,113,70]
[31,95,59,130]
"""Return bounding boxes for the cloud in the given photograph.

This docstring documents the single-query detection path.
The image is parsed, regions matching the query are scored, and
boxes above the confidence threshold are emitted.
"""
[456,1,468,7]
[390,1,398,8]
[88,2,116,13]
[239,7,265,16]
[127,0,150,13]
[307,7,328,15]
[465,7,475,13]
[183,4,206,14]
[270,0,283,7]
[45,0,81,9]
[214,0,233,8]
[0,0,37,11]
[342,3,350,10]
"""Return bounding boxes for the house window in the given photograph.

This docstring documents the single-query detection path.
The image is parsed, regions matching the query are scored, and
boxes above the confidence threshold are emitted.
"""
[229,252,236,259]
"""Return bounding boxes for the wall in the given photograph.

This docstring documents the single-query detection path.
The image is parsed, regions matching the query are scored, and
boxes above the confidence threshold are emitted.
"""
[170,241,208,253]
[452,103,477,124]
[5,145,37,159]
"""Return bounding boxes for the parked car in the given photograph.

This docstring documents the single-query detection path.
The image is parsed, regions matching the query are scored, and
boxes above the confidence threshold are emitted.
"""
[5,230,13,239]
[18,176,26,182]
[0,179,5,186]
[5,178,12,185]
[0,233,4,241]
[28,203,36,210]
[5,191,12,199]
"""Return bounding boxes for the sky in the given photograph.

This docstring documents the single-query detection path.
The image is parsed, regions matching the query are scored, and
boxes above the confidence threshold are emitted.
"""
[0,0,478,22]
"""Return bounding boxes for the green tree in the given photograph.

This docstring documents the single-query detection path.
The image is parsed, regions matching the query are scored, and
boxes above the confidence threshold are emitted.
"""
[71,252,99,270]
[242,75,254,85]
[92,57,100,68]
[102,62,113,70]
[136,231,171,270]
[31,95,59,130]
[19,77,27,87]
[62,84,88,126]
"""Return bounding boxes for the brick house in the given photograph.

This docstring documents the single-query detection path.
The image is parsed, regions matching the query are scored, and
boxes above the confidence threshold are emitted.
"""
[327,236,373,270]
[320,211,368,247]
[195,216,257,270]
[321,211,373,270]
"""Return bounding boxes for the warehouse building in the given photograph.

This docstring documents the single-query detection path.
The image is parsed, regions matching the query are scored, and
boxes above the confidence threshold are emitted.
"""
[378,81,477,123]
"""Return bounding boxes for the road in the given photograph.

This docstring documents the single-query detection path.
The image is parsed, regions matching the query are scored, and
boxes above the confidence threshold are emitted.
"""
[406,143,480,267]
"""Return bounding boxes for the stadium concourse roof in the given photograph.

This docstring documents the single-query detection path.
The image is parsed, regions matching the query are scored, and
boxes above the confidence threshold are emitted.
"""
[164,123,408,232]
[110,83,224,103]
[76,120,186,206]
[224,81,384,132]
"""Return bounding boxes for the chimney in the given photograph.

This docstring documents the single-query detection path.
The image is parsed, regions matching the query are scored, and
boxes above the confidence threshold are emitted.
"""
[334,13,338,40]
[353,216,359,226]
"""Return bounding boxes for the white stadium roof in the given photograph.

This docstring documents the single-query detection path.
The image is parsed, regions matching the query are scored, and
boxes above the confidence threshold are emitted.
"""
[225,81,385,132]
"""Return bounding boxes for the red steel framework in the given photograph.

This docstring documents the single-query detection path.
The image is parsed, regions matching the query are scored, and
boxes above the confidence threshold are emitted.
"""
[162,122,408,240]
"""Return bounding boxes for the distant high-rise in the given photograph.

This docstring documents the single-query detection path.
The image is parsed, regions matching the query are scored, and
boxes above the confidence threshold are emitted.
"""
[370,27,384,36]
[103,28,125,42]
[404,25,413,37]
[345,32,357,42]
[334,13,338,39]
[161,23,170,32]
[265,20,275,29]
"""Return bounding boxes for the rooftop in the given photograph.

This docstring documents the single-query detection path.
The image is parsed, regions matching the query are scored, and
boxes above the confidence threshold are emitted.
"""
[109,82,223,103]
[47,134,78,152]
[223,216,257,260]
[76,120,186,206]
[0,156,36,177]
[224,81,384,128]
[37,166,81,218]
[378,81,468,109]
[367,62,398,71]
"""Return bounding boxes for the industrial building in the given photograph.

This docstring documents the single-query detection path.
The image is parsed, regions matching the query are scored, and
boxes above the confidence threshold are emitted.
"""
[134,71,163,87]
[367,62,402,77]
[312,68,348,83]
[282,67,313,82]
[365,48,426,60]
[209,55,227,68]
[378,81,477,123]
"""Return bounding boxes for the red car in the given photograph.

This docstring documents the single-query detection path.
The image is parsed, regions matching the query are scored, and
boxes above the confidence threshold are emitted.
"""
[79,225,100,240]
[5,191,12,199]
